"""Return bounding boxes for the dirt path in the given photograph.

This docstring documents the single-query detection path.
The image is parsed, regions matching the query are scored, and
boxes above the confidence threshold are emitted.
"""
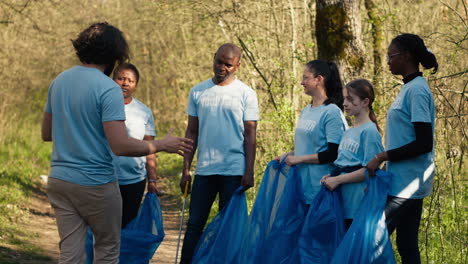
[1,182,60,264]
[151,193,188,264]
[12,179,187,264]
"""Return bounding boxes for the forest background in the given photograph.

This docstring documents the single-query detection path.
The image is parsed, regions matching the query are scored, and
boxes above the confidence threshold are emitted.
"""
[0,0,466,263]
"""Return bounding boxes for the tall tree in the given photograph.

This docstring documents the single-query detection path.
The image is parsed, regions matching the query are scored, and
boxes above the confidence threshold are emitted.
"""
[364,0,384,82]
[315,0,364,79]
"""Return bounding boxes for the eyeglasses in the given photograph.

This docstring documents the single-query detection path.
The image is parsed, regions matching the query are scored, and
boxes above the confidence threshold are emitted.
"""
[386,52,403,62]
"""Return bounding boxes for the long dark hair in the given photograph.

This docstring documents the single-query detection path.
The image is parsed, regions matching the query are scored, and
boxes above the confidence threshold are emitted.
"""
[391,33,438,74]
[305,60,344,110]
[346,79,381,132]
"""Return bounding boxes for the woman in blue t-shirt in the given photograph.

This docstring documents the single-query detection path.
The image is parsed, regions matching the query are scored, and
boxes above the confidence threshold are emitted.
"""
[275,60,347,203]
[367,34,438,264]
[320,79,384,229]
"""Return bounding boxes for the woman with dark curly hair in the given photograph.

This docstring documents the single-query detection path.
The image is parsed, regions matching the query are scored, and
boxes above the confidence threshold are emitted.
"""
[42,22,192,263]
[367,33,438,264]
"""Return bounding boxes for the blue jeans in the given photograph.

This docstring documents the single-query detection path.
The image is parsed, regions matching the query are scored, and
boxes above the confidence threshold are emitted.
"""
[385,195,423,264]
[180,175,242,264]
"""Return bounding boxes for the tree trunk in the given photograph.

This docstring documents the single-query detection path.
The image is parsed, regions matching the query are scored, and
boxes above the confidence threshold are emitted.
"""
[315,0,364,80]
[364,0,384,83]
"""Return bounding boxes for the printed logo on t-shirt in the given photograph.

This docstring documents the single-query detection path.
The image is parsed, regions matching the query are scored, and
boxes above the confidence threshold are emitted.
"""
[296,119,317,133]
[199,95,240,110]
[390,95,403,110]
[339,137,360,153]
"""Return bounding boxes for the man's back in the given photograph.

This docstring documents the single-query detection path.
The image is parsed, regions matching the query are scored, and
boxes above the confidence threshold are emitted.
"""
[46,65,125,185]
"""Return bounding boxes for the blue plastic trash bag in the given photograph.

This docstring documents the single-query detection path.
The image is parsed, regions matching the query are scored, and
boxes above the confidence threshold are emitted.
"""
[86,192,165,264]
[289,185,345,264]
[259,165,307,264]
[192,186,248,264]
[237,160,290,263]
[331,169,396,264]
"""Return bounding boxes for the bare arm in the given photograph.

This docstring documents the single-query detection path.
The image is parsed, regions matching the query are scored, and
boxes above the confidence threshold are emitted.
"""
[180,115,199,194]
[241,121,257,190]
[144,135,158,194]
[285,143,339,166]
[103,121,193,157]
[41,112,52,141]
[285,153,320,166]
[321,168,366,191]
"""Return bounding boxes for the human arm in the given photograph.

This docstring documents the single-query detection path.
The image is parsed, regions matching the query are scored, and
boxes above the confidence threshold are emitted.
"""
[321,167,366,191]
[285,142,339,166]
[367,122,432,175]
[41,112,52,141]
[180,115,199,194]
[144,135,158,194]
[103,120,193,157]
[241,121,257,191]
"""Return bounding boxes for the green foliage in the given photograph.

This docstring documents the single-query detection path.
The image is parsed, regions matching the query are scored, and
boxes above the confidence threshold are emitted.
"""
[0,0,466,263]
[0,121,52,262]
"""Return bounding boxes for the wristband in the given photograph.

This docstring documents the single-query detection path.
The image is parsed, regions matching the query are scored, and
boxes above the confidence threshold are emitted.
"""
[148,179,157,183]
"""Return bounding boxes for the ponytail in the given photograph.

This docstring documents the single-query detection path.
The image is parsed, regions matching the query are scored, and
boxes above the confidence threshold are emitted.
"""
[345,79,381,133]
[368,105,381,133]
[391,33,438,74]
[305,60,344,110]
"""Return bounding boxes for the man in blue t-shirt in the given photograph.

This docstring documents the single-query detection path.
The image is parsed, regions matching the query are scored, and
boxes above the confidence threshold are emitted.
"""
[41,22,192,264]
[179,43,259,263]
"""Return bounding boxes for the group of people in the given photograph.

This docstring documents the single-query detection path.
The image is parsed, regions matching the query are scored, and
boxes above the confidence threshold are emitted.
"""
[41,21,437,264]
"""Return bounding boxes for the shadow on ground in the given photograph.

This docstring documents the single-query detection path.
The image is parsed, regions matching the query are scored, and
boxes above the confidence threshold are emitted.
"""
[0,246,54,264]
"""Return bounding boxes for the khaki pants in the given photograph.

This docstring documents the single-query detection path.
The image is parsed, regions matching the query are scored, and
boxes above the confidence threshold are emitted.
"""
[47,177,122,264]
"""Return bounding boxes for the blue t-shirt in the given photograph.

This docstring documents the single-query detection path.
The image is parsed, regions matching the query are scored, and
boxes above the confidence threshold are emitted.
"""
[113,98,156,185]
[294,104,347,203]
[45,66,125,186]
[386,76,435,199]
[334,121,384,218]
[187,78,259,176]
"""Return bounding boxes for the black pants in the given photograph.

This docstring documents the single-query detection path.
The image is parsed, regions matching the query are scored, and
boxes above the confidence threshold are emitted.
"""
[385,195,423,264]
[119,179,146,229]
[180,175,242,264]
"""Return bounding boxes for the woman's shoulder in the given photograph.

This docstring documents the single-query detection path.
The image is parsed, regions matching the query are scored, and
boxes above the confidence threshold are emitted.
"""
[406,76,431,95]
[128,98,153,115]
[323,103,344,117]
[324,103,342,111]
[361,122,382,139]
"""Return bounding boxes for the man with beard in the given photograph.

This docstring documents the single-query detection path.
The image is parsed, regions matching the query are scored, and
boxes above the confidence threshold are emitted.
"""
[41,22,192,263]
[179,43,259,263]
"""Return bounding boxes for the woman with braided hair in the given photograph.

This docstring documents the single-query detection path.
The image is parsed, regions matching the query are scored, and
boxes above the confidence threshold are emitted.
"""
[367,33,438,263]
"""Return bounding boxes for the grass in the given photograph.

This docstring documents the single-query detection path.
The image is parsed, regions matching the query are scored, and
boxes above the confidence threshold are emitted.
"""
[0,120,54,263]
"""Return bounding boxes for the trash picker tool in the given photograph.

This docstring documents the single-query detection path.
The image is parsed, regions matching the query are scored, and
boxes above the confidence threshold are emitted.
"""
[175,182,189,264]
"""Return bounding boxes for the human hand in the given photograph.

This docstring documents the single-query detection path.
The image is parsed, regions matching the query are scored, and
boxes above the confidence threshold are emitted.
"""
[366,152,387,176]
[274,152,291,162]
[285,155,302,166]
[147,181,159,195]
[322,175,341,191]
[240,172,254,191]
[156,128,194,156]
[320,174,330,185]
[179,172,192,195]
